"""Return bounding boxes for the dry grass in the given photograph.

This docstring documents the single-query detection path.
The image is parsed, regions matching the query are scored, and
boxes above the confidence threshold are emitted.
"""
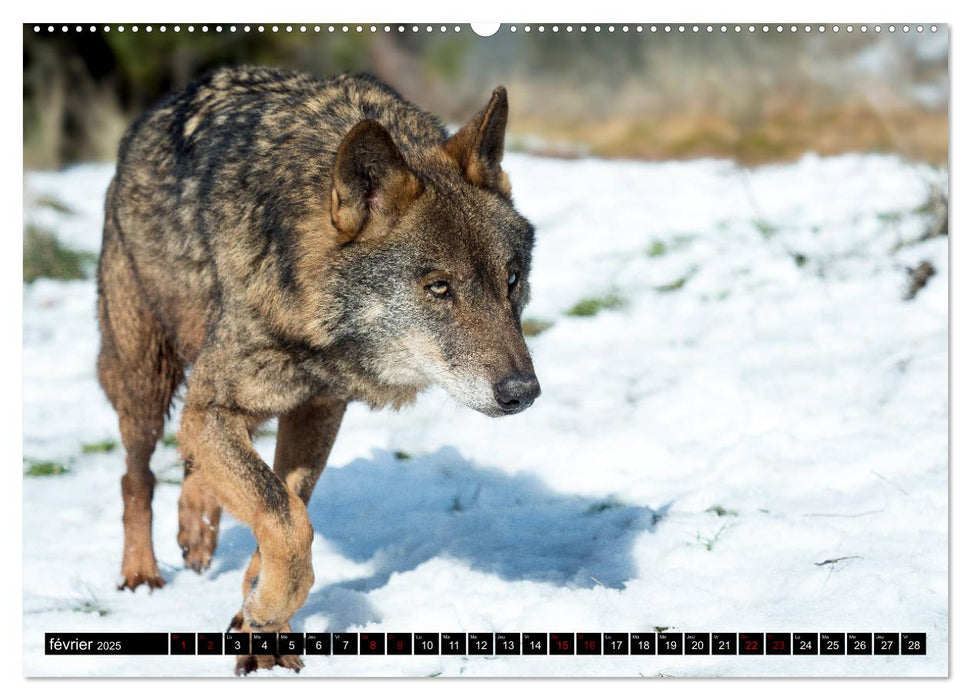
[512,102,947,166]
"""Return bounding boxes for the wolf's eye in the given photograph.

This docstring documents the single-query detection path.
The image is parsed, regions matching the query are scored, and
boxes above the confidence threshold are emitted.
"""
[427,281,451,298]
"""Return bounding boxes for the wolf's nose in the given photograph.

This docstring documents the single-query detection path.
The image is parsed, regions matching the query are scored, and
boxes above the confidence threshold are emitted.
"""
[493,374,541,413]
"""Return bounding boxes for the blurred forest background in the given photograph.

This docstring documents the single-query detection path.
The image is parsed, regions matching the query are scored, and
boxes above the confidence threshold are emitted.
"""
[24,24,948,169]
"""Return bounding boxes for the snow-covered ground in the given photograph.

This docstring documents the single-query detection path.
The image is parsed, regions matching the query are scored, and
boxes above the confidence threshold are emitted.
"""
[22,153,948,677]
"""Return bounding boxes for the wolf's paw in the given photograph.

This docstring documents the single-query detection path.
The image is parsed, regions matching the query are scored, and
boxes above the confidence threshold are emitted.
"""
[178,476,221,573]
[118,566,165,591]
[228,614,303,675]
[241,581,307,632]
[178,516,219,572]
[234,652,304,675]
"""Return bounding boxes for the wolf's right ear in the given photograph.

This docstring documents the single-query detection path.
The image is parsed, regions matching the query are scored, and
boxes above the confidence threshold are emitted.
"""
[331,120,422,243]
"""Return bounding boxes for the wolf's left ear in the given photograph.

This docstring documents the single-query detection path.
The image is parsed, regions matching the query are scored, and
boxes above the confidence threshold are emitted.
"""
[331,120,423,243]
[444,86,511,198]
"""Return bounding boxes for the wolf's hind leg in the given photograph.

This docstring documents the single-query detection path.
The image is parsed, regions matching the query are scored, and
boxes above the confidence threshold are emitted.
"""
[99,335,177,591]
[97,227,184,591]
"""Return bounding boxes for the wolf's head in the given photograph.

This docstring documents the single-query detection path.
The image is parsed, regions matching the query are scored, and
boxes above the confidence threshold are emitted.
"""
[327,87,540,417]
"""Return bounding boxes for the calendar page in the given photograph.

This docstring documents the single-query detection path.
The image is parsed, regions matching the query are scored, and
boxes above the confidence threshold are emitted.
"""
[22,18,948,678]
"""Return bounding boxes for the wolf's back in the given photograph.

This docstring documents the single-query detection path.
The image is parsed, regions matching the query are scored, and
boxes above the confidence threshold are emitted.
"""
[102,67,449,360]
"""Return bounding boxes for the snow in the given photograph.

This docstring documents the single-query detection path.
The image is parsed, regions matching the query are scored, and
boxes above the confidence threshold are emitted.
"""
[22,152,948,677]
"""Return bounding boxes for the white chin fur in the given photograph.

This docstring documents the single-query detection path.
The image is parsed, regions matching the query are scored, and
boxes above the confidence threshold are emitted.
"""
[423,367,498,417]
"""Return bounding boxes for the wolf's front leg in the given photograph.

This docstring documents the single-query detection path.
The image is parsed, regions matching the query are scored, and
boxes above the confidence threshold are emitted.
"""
[225,549,303,673]
[227,396,347,673]
[179,404,315,673]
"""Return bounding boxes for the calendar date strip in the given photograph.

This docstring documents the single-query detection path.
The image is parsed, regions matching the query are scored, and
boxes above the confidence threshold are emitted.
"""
[45,632,927,656]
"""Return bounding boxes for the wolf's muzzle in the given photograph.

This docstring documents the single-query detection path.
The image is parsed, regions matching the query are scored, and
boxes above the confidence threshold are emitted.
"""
[493,374,541,414]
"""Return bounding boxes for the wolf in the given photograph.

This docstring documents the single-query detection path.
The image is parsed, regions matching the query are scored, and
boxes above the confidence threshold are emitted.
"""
[96,66,540,674]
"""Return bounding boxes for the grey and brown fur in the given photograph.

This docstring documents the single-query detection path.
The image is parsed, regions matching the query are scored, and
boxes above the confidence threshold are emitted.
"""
[96,66,540,674]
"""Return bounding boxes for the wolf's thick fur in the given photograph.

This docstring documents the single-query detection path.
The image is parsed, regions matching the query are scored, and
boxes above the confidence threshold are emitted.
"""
[96,67,540,674]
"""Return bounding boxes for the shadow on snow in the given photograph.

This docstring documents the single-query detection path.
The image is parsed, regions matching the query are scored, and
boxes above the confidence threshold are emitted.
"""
[209,446,665,631]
